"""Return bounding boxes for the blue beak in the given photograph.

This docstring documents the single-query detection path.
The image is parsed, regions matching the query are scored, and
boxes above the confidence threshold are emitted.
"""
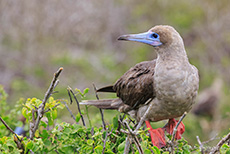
[118,31,162,47]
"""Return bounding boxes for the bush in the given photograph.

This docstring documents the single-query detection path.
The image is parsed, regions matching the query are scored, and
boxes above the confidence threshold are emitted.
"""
[0,68,230,154]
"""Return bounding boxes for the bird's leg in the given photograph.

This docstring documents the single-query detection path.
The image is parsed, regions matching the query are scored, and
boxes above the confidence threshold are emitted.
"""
[164,118,185,140]
[145,121,166,148]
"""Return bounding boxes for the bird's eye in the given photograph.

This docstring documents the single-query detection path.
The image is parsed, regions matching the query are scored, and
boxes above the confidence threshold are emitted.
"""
[151,33,159,39]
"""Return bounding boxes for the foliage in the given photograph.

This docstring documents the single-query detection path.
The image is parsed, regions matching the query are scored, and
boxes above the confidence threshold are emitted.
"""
[1,86,230,153]
[1,0,230,146]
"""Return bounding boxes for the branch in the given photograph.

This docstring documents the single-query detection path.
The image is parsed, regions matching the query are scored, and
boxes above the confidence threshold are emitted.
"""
[29,67,63,140]
[92,83,106,130]
[124,135,131,154]
[0,116,24,152]
[196,136,204,154]
[67,87,86,127]
[123,120,143,154]
[168,112,187,154]
[67,88,73,104]
[44,104,61,113]
[210,131,230,154]
[133,99,154,134]
[62,101,77,122]
[171,112,187,142]
[0,117,18,137]
[102,130,108,154]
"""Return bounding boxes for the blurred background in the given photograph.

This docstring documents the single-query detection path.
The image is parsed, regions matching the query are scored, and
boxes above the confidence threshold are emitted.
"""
[1,0,230,146]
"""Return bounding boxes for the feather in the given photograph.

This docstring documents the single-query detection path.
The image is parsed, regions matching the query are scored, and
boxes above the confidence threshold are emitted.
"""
[80,98,122,110]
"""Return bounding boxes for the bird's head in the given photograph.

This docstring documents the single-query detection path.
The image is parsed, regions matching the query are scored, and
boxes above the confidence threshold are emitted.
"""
[118,25,184,51]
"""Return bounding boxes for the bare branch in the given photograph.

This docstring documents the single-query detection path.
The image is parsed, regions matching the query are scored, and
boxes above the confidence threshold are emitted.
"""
[0,117,20,140]
[124,135,131,154]
[102,130,108,154]
[62,101,77,122]
[44,104,61,113]
[196,136,204,154]
[123,121,143,154]
[171,112,187,142]
[92,83,106,130]
[0,116,24,152]
[202,134,219,145]
[29,67,63,140]
[133,99,154,134]
[67,86,86,127]
[210,131,230,154]
[168,112,187,154]
[67,88,73,104]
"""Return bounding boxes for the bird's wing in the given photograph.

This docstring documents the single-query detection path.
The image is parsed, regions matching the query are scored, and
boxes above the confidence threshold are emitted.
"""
[114,60,156,109]
[97,85,115,93]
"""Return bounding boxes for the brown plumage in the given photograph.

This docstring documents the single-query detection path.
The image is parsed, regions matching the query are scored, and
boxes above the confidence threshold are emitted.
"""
[114,60,156,110]
[86,60,156,112]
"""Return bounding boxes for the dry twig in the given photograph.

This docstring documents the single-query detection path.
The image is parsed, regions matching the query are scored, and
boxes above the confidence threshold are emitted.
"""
[62,101,76,122]
[196,136,204,154]
[67,86,86,127]
[210,131,230,154]
[0,117,24,152]
[92,83,106,130]
[172,112,187,142]
[44,104,61,113]
[133,99,154,135]
[168,112,187,154]
[29,67,63,140]
[124,135,131,154]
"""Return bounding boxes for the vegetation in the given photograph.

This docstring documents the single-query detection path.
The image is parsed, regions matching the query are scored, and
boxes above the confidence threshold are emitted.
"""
[1,0,230,153]
[1,69,230,153]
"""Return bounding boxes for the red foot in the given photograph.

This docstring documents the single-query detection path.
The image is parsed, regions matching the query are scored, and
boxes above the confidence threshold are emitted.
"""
[145,121,166,148]
[164,118,185,140]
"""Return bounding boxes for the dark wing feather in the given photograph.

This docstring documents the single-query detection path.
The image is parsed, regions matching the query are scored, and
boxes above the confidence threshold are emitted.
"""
[96,85,115,93]
[114,60,156,109]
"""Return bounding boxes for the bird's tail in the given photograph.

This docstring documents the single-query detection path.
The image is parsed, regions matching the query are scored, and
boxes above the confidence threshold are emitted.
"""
[80,98,122,110]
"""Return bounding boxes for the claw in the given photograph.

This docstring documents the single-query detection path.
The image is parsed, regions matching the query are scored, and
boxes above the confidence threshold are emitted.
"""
[164,118,185,140]
[145,121,166,148]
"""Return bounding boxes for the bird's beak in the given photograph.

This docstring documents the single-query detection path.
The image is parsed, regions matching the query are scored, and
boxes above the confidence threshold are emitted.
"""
[118,31,162,47]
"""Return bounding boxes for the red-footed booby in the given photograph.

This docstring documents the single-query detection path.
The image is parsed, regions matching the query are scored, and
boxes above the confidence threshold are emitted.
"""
[81,25,199,148]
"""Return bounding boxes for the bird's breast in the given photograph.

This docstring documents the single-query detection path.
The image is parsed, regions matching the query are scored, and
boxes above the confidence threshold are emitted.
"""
[154,63,198,104]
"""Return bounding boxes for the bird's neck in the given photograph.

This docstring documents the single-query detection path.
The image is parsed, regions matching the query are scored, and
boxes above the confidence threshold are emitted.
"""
[156,46,188,64]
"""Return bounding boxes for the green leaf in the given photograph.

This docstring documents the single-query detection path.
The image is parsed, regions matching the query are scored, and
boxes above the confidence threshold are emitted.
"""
[63,128,71,135]
[118,140,125,152]
[76,112,81,123]
[153,146,160,154]
[40,120,48,128]
[94,145,103,153]
[26,141,34,150]
[112,116,118,129]
[222,144,230,149]
[40,129,49,140]
[22,107,28,119]
[46,112,53,125]
[52,110,57,120]
[104,150,115,154]
[44,139,52,147]
[83,88,89,95]
[87,139,94,146]
[144,149,152,154]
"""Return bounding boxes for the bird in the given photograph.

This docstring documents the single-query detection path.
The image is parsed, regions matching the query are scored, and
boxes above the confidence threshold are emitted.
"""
[81,25,199,148]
